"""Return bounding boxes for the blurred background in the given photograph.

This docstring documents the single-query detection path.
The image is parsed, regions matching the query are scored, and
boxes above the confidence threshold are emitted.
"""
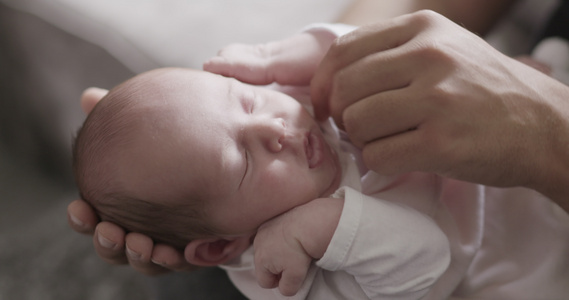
[0,0,560,299]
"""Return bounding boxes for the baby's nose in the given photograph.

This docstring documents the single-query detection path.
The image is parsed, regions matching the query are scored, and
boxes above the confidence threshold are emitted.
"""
[257,117,286,153]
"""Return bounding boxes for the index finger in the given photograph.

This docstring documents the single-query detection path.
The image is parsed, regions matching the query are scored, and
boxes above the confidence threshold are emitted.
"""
[310,13,418,121]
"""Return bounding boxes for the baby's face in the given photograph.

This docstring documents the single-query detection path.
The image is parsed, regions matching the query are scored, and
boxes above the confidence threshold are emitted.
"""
[121,68,341,236]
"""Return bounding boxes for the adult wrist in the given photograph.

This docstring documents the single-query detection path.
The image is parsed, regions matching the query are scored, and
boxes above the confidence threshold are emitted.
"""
[528,77,569,211]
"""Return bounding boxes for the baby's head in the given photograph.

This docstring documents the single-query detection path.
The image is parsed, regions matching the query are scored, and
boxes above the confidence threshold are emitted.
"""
[73,68,341,264]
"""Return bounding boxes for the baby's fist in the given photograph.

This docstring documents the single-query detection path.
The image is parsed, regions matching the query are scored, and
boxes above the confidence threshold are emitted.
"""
[253,213,312,296]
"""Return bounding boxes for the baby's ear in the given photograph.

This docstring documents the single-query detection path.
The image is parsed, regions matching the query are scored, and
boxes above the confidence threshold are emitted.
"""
[80,87,108,115]
[184,236,251,266]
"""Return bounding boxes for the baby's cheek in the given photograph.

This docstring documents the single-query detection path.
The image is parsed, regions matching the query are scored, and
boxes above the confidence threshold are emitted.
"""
[260,162,318,200]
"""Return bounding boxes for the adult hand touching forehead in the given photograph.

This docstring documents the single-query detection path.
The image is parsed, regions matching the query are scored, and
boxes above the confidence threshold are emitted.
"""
[67,88,195,275]
[311,10,569,207]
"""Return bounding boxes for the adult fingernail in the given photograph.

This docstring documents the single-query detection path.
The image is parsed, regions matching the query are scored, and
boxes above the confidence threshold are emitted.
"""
[98,234,117,250]
[85,87,107,94]
[69,214,85,228]
[203,57,225,68]
[151,259,167,267]
[126,247,142,261]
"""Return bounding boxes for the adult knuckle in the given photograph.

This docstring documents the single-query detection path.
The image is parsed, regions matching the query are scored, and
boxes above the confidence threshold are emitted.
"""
[330,69,347,97]
[329,72,347,110]
[410,10,444,27]
[413,39,455,68]
[343,107,364,143]
[328,35,351,60]
[425,83,453,107]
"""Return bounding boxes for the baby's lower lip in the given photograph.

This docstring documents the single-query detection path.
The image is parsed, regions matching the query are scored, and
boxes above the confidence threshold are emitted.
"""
[306,132,324,169]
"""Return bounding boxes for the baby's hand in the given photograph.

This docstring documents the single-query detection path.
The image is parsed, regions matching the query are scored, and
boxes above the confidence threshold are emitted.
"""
[253,211,313,296]
[252,197,343,296]
[204,32,335,86]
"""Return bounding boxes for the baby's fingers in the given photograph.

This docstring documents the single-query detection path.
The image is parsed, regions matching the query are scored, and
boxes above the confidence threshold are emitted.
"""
[254,260,308,296]
[255,264,280,289]
[278,267,308,296]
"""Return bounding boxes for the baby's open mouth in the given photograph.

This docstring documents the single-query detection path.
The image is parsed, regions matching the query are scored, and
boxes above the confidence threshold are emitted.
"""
[305,131,323,169]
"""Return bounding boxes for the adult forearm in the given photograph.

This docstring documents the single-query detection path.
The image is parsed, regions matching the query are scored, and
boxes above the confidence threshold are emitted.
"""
[529,77,569,213]
[337,0,518,35]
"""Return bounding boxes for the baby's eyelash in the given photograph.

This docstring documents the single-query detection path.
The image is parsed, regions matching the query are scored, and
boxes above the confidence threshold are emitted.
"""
[239,151,248,189]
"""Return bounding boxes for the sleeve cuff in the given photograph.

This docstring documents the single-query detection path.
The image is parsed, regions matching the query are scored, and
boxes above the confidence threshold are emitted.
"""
[316,186,362,271]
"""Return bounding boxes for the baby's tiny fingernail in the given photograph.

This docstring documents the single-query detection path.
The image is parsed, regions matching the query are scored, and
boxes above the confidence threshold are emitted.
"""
[98,235,117,250]
[126,247,142,261]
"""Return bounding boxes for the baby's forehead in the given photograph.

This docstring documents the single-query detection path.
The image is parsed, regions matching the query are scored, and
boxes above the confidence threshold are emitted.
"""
[123,68,229,103]
[108,69,195,108]
[111,69,225,127]
[104,68,268,135]
[132,68,217,89]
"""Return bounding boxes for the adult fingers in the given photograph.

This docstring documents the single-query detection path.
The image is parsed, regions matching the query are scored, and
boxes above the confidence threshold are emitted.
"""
[327,48,421,129]
[311,13,421,121]
[353,82,458,176]
[152,243,199,272]
[67,199,98,235]
[343,87,426,148]
[203,43,274,85]
[93,222,128,265]
[125,232,170,276]
[360,128,442,176]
